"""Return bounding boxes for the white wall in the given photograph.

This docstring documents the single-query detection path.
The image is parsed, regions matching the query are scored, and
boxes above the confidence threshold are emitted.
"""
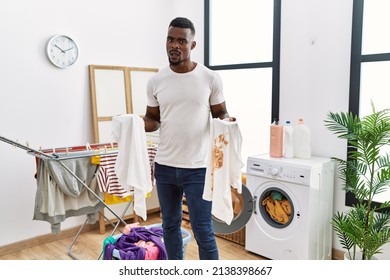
[280,1,352,201]
[1,0,389,259]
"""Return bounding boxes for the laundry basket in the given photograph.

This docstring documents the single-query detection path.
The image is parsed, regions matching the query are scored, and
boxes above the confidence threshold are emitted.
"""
[103,223,192,260]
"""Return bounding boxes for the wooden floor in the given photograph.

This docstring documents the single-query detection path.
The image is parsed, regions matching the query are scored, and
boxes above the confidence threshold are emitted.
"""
[0,212,266,260]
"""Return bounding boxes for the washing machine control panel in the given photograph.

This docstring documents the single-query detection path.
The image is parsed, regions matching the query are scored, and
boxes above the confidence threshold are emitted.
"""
[247,159,311,186]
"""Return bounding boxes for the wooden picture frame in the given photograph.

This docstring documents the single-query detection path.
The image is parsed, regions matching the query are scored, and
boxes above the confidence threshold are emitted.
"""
[89,65,158,143]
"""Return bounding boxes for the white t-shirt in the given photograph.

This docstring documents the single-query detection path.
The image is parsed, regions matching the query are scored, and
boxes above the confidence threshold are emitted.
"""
[111,114,153,221]
[146,63,225,168]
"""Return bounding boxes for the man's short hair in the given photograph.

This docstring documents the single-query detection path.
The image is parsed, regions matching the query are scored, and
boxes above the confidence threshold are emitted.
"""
[169,17,195,37]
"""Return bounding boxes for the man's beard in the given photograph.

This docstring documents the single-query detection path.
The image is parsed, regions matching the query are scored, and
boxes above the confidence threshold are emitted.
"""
[169,58,181,66]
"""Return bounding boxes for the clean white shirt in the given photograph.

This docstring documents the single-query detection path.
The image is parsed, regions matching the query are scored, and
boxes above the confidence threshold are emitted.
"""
[111,114,153,221]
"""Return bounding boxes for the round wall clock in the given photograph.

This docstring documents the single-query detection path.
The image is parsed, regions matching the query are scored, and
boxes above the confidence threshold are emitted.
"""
[46,35,79,68]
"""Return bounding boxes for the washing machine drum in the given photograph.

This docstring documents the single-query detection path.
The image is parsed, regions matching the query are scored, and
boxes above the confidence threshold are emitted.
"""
[257,185,295,228]
[212,184,253,234]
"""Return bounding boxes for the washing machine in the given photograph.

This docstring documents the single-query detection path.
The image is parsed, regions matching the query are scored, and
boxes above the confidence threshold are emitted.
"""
[211,153,334,259]
[242,153,334,260]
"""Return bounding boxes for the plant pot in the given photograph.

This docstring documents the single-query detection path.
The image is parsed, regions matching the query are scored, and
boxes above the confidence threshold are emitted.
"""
[344,252,377,260]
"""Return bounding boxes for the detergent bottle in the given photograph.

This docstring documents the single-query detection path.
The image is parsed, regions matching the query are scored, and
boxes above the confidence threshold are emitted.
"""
[269,118,283,158]
[293,118,311,159]
[283,120,294,158]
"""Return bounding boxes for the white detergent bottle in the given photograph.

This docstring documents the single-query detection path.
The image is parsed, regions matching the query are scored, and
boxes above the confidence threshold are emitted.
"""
[293,118,311,159]
[283,120,294,158]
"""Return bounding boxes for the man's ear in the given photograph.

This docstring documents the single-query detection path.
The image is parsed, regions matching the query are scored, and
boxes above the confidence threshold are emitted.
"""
[191,41,196,50]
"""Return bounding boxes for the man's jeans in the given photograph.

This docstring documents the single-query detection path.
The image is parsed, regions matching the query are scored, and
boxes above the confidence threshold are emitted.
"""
[154,162,219,260]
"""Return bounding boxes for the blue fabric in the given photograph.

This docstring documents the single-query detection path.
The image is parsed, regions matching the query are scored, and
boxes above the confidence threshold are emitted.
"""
[103,226,167,260]
[154,162,218,260]
[103,236,116,258]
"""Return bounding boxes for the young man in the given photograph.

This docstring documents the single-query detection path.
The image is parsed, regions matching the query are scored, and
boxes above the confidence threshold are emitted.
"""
[143,17,234,260]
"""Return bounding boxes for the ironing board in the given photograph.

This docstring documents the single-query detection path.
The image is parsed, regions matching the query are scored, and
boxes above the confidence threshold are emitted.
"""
[0,135,136,260]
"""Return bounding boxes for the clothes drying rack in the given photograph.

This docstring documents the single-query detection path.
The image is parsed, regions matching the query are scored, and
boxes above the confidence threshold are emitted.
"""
[0,135,135,260]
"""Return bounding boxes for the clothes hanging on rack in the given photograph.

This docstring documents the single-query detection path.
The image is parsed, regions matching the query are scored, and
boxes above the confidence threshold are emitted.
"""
[97,144,158,202]
[1,135,143,259]
[0,136,119,234]
[89,148,134,205]
[147,142,158,183]
[34,156,104,234]
[97,153,133,198]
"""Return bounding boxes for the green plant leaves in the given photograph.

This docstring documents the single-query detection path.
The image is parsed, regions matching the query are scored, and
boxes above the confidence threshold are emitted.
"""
[325,104,390,260]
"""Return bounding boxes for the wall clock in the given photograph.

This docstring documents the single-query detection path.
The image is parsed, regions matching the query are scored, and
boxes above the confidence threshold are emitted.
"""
[46,35,79,68]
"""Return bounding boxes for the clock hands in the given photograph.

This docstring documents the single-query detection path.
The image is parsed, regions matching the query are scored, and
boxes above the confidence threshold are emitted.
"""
[54,44,65,53]
[54,45,74,53]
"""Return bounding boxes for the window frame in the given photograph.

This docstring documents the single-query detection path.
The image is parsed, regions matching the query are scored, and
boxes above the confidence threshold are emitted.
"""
[204,0,281,123]
[347,0,390,207]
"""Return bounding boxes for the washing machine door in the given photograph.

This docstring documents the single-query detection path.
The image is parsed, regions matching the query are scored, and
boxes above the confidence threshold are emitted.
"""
[212,184,253,234]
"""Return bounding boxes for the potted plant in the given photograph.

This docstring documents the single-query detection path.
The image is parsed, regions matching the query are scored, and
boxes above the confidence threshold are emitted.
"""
[324,103,390,260]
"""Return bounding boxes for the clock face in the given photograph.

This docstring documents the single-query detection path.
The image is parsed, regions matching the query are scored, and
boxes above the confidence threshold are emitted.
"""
[46,35,79,68]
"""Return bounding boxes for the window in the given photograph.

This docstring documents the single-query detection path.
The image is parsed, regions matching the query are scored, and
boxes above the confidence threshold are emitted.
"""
[348,0,390,206]
[205,0,281,166]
